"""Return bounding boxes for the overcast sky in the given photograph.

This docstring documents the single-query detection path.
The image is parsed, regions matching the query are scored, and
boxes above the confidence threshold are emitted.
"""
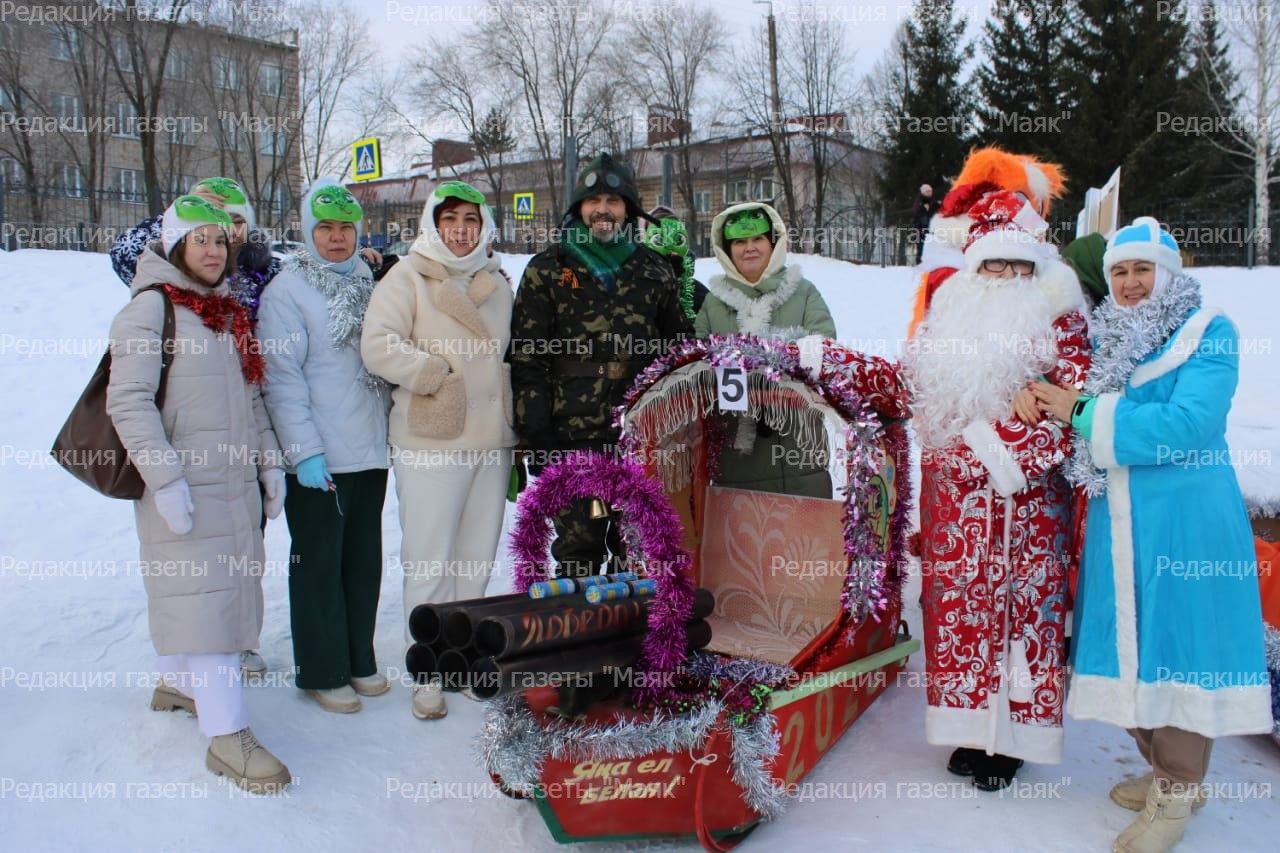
[358,0,996,170]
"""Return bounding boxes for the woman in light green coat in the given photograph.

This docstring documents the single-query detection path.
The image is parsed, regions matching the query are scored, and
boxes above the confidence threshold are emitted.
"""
[695,202,836,497]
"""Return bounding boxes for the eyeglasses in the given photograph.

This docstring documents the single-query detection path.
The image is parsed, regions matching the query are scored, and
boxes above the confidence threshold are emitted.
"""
[980,258,1035,275]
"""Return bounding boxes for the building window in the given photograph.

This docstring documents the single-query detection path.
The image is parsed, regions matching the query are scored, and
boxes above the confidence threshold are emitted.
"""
[52,93,82,124]
[1,157,23,190]
[755,178,776,201]
[213,55,240,90]
[168,173,196,197]
[164,50,191,81]
[258,64,283,97]
[49,28,80,61]
[723,180,749,205]
[725,178,775,204]
[258,127,286,158]
[113,34,133,72]
[693,191,710,213]
[57,163,84,198]
[221,115,244,151]
[111,168,145,204]
[113,102,138,138]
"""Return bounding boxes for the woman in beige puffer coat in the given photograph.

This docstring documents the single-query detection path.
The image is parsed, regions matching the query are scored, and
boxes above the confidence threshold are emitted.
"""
[105,195,289,794]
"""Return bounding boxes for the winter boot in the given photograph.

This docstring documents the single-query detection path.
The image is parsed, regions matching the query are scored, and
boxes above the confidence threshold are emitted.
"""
[946,747,984,777]
[412,681,447,720]
[307,685,361,713]
[351,673,390,697]
[1111,773,1206,812]
[150,683,196,715]
[205,728,291,795]
[1113,779,1194,852]
[971,753,1024,791]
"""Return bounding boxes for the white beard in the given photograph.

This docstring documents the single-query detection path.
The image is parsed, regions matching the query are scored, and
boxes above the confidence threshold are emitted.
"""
[904,271,1059,449]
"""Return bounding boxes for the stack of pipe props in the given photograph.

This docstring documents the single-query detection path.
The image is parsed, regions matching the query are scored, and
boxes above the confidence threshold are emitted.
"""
[406,573,715,701]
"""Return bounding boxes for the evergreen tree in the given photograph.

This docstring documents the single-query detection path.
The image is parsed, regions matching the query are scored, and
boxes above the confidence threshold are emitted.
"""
[1180,8,1251,214]
[1060,0,1196,216]
[879,0,974,213]
[974,0,1071,160]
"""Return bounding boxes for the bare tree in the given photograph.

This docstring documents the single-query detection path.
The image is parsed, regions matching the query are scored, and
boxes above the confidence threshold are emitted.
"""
[97,0,196,212]
[0,18,55,231]
[57,17,121,246]
[778,9,859,253]
[1199,0,1280,258]
[290,0,374,181]
[621,0,728,234]
[479,0,614,216]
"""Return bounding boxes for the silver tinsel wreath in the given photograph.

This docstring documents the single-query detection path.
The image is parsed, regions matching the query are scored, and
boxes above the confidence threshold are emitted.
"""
[284,251,389,393]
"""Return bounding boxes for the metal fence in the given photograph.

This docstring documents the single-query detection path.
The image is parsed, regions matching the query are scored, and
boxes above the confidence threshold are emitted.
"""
[4,183,1276,268]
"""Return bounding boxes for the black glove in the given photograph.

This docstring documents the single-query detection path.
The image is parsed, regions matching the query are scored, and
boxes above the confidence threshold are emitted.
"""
[237,231,273,275]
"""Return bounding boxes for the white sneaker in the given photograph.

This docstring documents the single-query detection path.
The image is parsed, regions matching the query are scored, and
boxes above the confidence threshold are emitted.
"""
[307,685,362,714]
[240,650,267,676]
[351,673,390,697]
[412,682,447,720]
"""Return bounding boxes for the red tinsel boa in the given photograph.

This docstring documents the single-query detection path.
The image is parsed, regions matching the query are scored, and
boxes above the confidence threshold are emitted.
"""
[161,284,266,384]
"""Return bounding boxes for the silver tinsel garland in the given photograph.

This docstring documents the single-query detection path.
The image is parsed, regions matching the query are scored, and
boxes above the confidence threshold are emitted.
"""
[476,689,795,821]
[1064,274,1202,496]
[284,251,388,393]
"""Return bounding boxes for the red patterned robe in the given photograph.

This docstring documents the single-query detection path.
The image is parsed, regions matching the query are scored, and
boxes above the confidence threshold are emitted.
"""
[917,308,1090,763]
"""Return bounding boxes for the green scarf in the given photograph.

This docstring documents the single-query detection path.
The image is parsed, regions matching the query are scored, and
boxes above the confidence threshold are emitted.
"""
[560,220,636,293]
[1062,232,1108,305]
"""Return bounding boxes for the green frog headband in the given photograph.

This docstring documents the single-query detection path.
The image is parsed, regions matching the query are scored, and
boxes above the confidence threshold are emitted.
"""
[645,217,690,258]
[310,185,363,223]
[435,180,486,205]
[722,208,772,242]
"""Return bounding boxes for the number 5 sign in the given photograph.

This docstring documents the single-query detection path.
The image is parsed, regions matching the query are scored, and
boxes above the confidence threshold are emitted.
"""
[715,363,748,411]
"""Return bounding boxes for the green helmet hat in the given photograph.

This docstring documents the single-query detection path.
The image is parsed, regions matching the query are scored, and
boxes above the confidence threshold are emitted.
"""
[722,207,773,242]
[194,176,248,206]
[644,217,689,258]
[161,194,232,257]
[310,185,363,223]
[435,180,487,205]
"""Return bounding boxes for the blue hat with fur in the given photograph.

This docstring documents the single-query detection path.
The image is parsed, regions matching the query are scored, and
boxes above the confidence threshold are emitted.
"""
[1103,216,1181,283]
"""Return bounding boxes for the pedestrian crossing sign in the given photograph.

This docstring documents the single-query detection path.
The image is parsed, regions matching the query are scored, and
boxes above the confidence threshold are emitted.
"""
[352,138,381,182]
[514,192,534,220]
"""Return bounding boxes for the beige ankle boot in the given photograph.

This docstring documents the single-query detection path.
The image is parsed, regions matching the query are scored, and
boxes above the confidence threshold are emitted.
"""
[1110,773,1206,812]
[150,683,195,715]
[206,728,291,795]
[1113,779,1195,853]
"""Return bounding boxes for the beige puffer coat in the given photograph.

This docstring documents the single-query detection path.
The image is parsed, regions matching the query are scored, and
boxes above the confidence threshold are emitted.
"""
[106,246,281,655]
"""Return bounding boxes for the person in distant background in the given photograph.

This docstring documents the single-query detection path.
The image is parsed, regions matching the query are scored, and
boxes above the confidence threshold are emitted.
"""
[911,183,940,264]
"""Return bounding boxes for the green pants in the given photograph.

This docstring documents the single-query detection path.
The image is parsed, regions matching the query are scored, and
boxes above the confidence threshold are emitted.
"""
[285,468,388,690]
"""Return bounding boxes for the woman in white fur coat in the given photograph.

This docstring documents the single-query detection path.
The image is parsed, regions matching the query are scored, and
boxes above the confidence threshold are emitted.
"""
[361,181,517,721]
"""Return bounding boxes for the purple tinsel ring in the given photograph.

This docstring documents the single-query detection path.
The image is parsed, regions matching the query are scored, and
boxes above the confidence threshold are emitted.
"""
[509,452,697,701]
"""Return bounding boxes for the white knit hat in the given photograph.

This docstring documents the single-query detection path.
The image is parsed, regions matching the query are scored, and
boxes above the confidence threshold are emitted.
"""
[160,195,232,257]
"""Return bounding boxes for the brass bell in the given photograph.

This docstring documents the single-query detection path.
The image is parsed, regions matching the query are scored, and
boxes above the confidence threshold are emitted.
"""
[588,498,609,520]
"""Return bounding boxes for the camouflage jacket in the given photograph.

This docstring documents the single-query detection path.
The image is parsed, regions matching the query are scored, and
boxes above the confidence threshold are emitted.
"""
[509,242,692,450]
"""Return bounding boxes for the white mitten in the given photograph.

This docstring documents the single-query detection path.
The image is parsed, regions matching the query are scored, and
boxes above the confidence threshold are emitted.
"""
[259,468,286,520]
[154,478,194,536]
[796,334,825,380]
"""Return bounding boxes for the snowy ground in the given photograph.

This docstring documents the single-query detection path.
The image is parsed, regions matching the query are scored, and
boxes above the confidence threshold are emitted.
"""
[1,249,1276,852]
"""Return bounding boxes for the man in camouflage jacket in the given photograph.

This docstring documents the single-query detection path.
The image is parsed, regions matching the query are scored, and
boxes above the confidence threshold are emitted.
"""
[509,153,691,577]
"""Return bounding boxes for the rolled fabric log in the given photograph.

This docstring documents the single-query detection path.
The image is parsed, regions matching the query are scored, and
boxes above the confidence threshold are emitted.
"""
[469,614,717,701]
[584,578,657,604]
[404,642,438,682]
[437,646,480,692]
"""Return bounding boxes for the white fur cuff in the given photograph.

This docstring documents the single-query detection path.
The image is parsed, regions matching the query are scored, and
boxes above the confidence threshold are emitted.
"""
[962,420,1027,497]
[1090,392,1121,468]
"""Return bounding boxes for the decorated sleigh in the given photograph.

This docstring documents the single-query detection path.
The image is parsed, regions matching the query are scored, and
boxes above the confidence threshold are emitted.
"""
[479,334,919,849]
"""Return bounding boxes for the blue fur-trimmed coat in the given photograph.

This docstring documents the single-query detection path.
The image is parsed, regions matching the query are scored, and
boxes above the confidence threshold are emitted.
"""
[1067,307,1273,737]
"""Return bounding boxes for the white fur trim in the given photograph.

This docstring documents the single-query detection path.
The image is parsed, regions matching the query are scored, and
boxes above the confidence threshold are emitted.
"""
[928,213,973,249]
[710,202,789,286]
[919,232,965,273]
[705,265,803,336]
[1129,308,1223,388]
[1090,391,1121,469]
[963,228,1043,273]
[961,420,1027,497]
[926,706,1064,764]
[1109,464,1139,687]
[1068,674,1275,738]
[1012,202,1048,238]
[1023,162,1050,210]
[1035,260,1087,319]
